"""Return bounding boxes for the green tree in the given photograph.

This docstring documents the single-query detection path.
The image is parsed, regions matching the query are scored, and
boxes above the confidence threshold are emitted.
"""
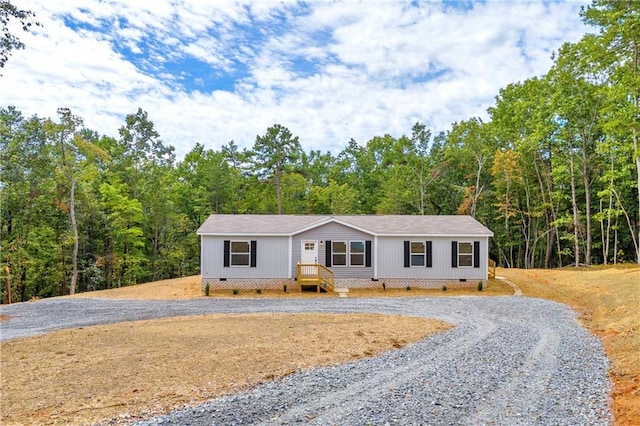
[444,118,496,218]
[581,0,640,263]
[99,181,145,287]
[308,179,358,214]
[333,138,380,214]
[1,107,56,300]
[549,42,606,266]
[0,1,40,69]
[489,77,561,268]
[44,109,106,294]
[251,124,303,214]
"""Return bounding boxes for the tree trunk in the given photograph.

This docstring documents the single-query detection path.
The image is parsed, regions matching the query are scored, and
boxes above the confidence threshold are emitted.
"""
[471,154,485,218]
[614,218,619,265]
[634,129,640,265]
[533,150,560,268]
[581,146,592,265]
[70,179,78,295]
[634,39,640,264]
[569,154,580,267]
[275,166,283,215]
[4,265,11,304]
[601,157,615,265]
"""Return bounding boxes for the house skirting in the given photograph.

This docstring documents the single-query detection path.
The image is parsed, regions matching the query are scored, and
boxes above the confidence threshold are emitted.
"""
[334,278,486,289]
[202,278,293,290]
[202,278,487,290]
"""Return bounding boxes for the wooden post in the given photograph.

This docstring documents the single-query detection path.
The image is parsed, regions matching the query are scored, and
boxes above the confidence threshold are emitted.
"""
[4,265,12,304]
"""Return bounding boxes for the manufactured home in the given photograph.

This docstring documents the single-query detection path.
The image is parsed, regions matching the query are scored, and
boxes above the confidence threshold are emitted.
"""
[197,215,493,291]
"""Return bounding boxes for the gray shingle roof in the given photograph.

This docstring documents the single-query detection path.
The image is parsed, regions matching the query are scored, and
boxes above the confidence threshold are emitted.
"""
[197,215,493,237]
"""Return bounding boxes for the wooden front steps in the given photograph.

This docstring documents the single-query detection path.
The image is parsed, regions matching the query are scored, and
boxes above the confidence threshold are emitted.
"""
[488,259,496,279]
[334,287,349,297]
[296,263,335,293]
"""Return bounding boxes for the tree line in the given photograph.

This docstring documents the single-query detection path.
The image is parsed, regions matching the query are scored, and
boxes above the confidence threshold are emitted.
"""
[1,0,638,301]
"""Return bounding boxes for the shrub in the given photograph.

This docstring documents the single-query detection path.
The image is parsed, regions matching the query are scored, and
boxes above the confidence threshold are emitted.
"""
[405,286,411,291]
[232,288,239,295]
[442,285,447,292]
[256,289,262,294]
[477,281,483,291]
[205,283,210,297]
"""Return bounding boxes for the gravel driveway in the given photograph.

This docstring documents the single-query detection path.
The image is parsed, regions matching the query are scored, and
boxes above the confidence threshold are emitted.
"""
[0,296,612,425]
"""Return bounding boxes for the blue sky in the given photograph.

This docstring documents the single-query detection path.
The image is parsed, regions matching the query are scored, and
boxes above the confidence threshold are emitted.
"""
[2,0,591,158]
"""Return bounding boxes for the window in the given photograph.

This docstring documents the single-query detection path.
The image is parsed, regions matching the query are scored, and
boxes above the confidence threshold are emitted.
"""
[404,241,432,268]
[350,241,365,266]
[327,240,371,267]
[331,240,366,266]
[332,241,347,266]
[224,240,256,267]
[458,242,473,267]
[410,242,425,266]
[231,241,250,266]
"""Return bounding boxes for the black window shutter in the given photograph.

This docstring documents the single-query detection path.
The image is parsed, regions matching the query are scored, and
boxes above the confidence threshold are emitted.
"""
[426,241,432,268]
[451,241,458,268]
[404,240,410,267]
[473,241,480,268]
[325,240,332,267]
[365,240,372,267]
[223,240,230,267]
[250,240,257,267]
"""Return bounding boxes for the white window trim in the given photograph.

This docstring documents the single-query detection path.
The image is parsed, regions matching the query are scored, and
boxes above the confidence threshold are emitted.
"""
[332,240,366,267]
[331,241,348,267]
[349,240,366,268]
[457,241,474,268]
[410,241,426,268]
[230,240,251,267]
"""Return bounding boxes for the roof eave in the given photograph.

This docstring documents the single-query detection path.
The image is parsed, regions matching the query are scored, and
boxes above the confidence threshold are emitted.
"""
[196,232,293,237]
[377,233,494,238]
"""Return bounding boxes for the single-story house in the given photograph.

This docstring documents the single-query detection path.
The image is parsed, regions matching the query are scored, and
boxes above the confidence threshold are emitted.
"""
[197,214,494,291]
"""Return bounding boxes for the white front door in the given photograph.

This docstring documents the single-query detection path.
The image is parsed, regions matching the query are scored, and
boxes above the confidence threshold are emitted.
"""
[301,240,318,264]
[300,240,319,275]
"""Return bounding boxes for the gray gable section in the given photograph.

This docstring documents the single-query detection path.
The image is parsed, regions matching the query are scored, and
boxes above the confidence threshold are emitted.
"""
[197,214,493,237]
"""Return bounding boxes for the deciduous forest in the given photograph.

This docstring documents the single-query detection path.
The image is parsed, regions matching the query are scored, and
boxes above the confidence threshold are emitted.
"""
[1,0,639,301]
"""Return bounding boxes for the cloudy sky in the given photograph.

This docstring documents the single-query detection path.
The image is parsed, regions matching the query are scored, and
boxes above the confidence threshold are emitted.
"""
[2,0,591,158]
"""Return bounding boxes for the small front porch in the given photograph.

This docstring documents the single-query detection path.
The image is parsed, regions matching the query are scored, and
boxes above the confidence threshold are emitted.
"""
[296,263,335,293]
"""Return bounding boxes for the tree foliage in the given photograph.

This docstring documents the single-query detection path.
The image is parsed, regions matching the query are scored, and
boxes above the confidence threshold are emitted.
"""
[1,0,39,69]
[1,0,639,302]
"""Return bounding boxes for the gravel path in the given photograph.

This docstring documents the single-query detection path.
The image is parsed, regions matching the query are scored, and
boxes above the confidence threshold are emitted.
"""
[0,296,612,425]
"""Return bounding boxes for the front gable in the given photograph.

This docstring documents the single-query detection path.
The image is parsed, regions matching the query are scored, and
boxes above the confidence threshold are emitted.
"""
[292,221,374,279]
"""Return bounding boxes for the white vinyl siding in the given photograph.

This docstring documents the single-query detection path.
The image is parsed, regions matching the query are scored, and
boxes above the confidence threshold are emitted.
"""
[201,236,289,279]
[377,236,489,280]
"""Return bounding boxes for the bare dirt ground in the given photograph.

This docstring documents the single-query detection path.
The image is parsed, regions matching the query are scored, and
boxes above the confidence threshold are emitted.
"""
[1,308,449,424]
[64,275,513,300]
[2,269,636,425]
[498,266,640,426]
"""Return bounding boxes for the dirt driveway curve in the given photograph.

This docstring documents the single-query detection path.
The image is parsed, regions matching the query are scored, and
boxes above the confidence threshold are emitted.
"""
[0,296,612,425]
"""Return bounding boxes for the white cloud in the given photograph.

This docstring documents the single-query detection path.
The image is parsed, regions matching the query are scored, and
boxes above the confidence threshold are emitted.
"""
[1,0,590,159]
